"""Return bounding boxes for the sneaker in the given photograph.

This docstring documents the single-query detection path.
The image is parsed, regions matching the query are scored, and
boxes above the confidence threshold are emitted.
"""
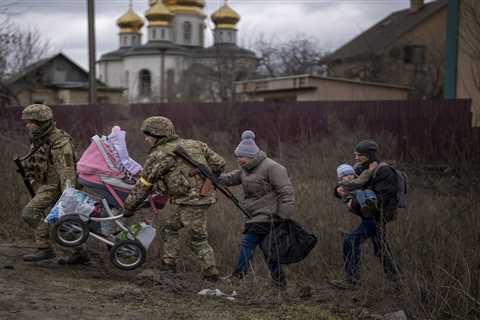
[22,248,56,262]
[57,252,90,265]
[158,263,177,273]
[220,272,245,282]
[328,279,359,290]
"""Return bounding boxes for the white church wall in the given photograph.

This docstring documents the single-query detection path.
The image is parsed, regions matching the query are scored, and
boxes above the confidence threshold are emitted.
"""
[172,14,204,47]
[99,60,125,88]
[124,54,188,102]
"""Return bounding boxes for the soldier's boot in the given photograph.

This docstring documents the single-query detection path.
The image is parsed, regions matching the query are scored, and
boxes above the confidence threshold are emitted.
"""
[22,247,56,262]
[328,278,360,290]
[202,266,220,282]
[57,250,90,265]
[159,262,177,273]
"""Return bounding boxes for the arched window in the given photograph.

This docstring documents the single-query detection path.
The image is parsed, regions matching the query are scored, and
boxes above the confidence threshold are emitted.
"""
[125,70,129,87]
[139,69,151,98]
[161,28,166,39]
[183,21,192,44]
[152,29,157,40]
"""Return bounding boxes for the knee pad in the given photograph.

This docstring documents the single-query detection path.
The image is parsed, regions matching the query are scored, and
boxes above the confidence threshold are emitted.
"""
[22,207,43,228]
[159,223,182,240]
[189,230,208,243]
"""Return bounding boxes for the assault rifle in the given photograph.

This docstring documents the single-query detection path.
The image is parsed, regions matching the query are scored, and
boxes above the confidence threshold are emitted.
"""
[14,156,35,198]
[173,145,251,218]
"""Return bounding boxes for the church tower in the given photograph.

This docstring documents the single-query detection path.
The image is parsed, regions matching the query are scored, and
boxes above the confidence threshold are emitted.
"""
[116,1,144,48]
[211,0,240,45]
[163,0,206,47]
[145,0,174,42]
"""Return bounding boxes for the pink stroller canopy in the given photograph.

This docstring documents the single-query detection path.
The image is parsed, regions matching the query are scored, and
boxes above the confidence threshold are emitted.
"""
[77,135,124,179]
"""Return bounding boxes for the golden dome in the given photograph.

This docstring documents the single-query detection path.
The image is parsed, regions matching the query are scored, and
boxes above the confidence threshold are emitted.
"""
[212,1,240,30]
[145,1,174,27]
[116,7,144,33]
[163,0,206,17]
[163,0,204,8]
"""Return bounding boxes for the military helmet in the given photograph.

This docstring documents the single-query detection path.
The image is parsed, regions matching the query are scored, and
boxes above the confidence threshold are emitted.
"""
[22,104,53,122]
[141,116,175,137]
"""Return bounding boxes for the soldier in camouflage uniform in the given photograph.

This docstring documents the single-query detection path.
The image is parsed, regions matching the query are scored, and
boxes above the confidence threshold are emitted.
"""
[123,116,225,282]
[20,104,89,264]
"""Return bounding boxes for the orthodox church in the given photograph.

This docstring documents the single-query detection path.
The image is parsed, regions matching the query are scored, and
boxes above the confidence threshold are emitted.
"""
[98,0,257,103]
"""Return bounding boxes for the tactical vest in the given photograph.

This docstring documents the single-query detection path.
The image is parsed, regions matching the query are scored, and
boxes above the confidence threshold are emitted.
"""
[24,129,76,187]
[155,138,215,205]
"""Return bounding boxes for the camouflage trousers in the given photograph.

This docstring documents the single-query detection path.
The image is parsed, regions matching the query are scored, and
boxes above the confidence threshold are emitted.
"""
[22,186,60,249]
[22,186,87,255]
[161,205,218,276]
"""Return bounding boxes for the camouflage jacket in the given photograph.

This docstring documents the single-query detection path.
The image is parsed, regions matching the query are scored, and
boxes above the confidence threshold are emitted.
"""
[124,136,226,210]
[23,128,77,193]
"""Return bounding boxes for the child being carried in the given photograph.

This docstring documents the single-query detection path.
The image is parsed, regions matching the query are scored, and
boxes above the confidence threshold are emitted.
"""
[335,163,379,218]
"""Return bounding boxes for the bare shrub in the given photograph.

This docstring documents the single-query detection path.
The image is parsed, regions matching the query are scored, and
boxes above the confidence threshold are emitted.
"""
[1,117,479,319]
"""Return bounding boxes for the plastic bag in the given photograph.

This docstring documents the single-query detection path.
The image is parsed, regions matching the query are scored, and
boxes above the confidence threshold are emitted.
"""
[117,223,156,249]
[46,187,98,224]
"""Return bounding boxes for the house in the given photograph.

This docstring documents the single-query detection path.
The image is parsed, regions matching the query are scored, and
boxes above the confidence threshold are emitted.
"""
[235,74,409,102]
[321,0,448,98]
[454,0,480,127]
[0,52,124,107]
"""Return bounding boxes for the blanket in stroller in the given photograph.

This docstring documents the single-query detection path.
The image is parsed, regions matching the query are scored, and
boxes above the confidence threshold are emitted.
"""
[76,126,168,209]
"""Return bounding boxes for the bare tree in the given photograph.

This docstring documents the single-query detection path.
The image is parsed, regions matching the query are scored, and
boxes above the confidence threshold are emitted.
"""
[0,19,52,106]
[253,33,328,77]
[178,48,256,103]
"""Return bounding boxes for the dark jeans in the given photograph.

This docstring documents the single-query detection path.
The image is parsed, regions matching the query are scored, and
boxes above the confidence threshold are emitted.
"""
[343,217,399,282]
[234,227,283,279]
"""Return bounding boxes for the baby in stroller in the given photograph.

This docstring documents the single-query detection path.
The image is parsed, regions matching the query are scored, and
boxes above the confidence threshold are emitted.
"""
[48,126,168,270]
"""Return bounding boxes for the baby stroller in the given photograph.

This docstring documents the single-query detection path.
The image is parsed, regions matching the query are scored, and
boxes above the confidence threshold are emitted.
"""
[47,127,168,270]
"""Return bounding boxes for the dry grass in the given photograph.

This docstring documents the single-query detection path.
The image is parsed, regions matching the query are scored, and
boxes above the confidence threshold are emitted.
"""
[1,121,479,320]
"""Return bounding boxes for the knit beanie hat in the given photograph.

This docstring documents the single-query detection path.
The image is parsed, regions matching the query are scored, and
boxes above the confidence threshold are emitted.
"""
[336,164,355,179]
[355,140,378,160]
[234,130,259,158]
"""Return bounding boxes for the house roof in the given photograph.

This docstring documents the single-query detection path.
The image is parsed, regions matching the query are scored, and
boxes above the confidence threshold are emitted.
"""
[236,74,411,92]
[321,0,447,63]
[6,52,108,87]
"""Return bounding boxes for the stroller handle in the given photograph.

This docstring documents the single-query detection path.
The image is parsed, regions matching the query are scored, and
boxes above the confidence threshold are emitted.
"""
[90,214,124,222]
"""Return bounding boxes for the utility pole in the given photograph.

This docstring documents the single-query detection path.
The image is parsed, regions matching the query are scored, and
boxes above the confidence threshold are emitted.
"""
[87,0,97,104]
[160,49,166,103]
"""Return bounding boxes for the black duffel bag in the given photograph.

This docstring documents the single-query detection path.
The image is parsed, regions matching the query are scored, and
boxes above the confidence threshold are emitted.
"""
[260,219,317,265]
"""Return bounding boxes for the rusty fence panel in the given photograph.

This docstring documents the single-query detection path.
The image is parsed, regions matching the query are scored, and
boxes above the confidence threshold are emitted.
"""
[0,99,476,162]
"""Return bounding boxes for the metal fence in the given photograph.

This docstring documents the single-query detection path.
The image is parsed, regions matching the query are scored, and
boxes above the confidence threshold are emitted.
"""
[0,99,477,162]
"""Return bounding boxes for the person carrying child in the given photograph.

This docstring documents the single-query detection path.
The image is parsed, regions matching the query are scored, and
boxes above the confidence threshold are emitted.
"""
[330,140,400,289]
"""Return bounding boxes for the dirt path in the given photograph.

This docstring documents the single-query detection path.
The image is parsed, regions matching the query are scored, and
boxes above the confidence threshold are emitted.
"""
[0,243,404,320]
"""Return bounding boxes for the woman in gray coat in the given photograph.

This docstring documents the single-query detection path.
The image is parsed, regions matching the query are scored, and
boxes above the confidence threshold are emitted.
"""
[221,130,295,287]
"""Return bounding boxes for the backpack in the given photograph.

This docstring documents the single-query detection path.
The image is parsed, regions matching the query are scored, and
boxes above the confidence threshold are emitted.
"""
[374,162,409,209]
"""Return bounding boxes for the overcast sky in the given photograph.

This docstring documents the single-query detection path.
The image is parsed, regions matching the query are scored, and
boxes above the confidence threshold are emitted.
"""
[4,0,430,70]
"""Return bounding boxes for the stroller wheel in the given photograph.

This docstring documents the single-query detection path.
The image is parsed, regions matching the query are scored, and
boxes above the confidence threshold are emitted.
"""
[51,215,89,247]
[110,240,146,270]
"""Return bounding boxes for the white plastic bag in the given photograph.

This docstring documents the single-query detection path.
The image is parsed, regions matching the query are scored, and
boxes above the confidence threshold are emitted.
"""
[46,187,97,224]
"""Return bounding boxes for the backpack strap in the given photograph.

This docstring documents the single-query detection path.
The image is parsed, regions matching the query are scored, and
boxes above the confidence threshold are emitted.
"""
[372,162,389,179]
